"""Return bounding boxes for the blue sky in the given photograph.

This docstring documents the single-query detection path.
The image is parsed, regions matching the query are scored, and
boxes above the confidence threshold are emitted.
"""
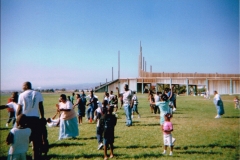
[1,0,239,90]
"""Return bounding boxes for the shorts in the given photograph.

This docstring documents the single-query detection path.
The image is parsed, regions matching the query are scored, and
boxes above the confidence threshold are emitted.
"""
[103,137,114,146]
[132,104,138,112]
[163,134,175,147]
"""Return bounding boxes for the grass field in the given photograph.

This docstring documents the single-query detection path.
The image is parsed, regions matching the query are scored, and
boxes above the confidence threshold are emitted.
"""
[0,92,239,160]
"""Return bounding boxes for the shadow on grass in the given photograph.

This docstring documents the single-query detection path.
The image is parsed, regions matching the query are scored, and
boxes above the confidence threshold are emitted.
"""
[134,123,159,126]
[80,136,96,140]
[49,142,85,148]
[131,153,164,159]
[176,117,191,118]
[0,127,10,131]
[48,153,125,159]
[178,150,222,155]
[48,153,165,159]
[223,116,240,118]
[113,144,161,149]
[174,143,236,150]
[0,155,32,160]
[144,115,159,118]
[172,112,183,114]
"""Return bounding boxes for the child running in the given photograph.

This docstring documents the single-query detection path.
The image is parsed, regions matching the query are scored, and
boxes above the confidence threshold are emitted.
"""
[162,113,175,156]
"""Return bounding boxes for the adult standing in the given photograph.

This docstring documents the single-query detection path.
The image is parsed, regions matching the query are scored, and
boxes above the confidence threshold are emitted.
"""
[154,92,160,114]
[80,90,87,122]
[213,91,225,118]
[148,90,154,113]
[116,84,133,127]
[17,82,44,160]
[58,94,79,140]
[73,94,85,124]
[86,89,98,123]
[167,86,176,112]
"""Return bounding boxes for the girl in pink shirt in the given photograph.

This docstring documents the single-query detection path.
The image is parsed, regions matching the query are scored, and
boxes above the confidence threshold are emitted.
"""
[161,113,175,156]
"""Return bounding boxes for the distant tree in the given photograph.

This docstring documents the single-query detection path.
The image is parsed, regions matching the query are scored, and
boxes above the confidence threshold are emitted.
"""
[178,85,186,94]
[74,89,78,92]
[61,88,66,91]
[198,87,206,93]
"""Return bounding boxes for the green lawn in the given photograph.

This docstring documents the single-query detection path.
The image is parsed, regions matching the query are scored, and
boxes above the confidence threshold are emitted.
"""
[0,92,239,160]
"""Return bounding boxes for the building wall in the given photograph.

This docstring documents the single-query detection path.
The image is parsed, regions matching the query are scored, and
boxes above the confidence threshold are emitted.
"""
[96,77,239,95]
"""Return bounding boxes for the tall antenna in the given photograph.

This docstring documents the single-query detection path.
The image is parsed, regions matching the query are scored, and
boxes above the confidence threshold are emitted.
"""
[143,57,145,71]
[139,41,142,77]
[140,41,142,68]
[145,61,146,71]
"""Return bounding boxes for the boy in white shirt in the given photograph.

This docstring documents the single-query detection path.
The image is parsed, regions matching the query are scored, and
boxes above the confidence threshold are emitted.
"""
[6,114,31,160]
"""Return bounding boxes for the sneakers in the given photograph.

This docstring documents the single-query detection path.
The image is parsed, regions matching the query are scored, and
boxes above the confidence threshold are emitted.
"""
[6,123,9,127]
[162,150,173,156]
[215,115,221,118]
[98,143,103,150]
[138,114,141,118]
[173,108,176,112]
[131,115,133,119]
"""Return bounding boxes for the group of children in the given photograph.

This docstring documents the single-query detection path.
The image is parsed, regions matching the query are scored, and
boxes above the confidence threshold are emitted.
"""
[3,88,239,159]
[148,88,177,115]
[153,89,176,156]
